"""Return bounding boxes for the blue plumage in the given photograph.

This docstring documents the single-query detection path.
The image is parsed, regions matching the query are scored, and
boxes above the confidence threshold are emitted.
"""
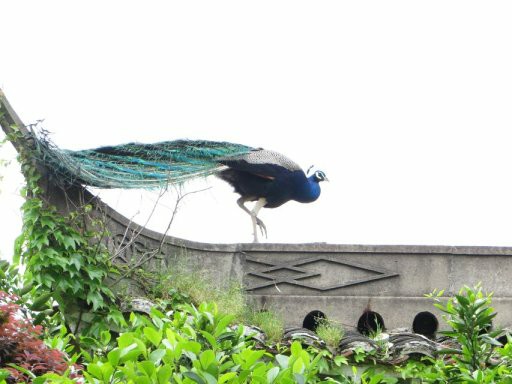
[218,148,328,241]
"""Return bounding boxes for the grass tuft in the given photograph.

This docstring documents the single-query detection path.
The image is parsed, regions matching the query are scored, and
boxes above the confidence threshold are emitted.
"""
[151,258,284,340]
[315,319,344,350]
[244,309,284,343]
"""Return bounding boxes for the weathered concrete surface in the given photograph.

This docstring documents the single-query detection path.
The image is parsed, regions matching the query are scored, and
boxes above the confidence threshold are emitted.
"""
[103,203,512,330]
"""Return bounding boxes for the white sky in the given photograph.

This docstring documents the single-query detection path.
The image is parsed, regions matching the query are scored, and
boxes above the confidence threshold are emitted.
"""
[1,1,512,259]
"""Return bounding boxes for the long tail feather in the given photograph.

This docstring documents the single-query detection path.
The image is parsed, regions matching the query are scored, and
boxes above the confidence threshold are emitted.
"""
[32,131,254,189]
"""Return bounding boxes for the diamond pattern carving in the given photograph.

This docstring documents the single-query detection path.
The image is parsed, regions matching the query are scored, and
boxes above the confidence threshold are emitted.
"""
[245,255,399,292]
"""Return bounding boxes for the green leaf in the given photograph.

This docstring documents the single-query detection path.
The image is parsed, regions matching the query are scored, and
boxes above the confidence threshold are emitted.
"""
[217,332,237,342]
[317,357,330,373]
[183,372,206,384]
[19,282,34,296]
[107,348,121,367]
[251,375,267,384]
[86,290,105,311]
[237,370,250,382]
[199,331,218,350]
[290,341,302,357]
[86,268,107,281]
[150,349,167,364]
[60,235,77,250]
[158,365,173,384]
[100,362,114,382]
[480,334,503,346]
[87,362,103,380]
[138,361,156,377]
[32,234,50,250]
[219,361,235,373]
[293,373,305,384]
[107,309,127,326]
[181,341,202,355]
[39,216,56,229]
[144,326,163,347]
[266,366,280,383]
[241,349,265,369]
[200,350,216,370]
[119,343,143,363]
[276,354,289,369]
[219,372,237,384]
[214,314,235,337]
[135,377,152,384]
[68,253,83,270]
[202,372,218,384]
[455,294,470,306]
[334,355,348,366]
[31,377,48,384]
[30,292,53,311]
[299,350,310,368]
[368,373,385,384]
[292,358,305,374]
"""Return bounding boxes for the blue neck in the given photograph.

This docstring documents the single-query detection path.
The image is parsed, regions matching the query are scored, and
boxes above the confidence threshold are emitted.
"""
[295,175,321,203]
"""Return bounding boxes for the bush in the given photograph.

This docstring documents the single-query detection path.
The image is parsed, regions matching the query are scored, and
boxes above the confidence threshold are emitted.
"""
[0,291,79,383]
[398,284,512,383]
[79,303,345,383]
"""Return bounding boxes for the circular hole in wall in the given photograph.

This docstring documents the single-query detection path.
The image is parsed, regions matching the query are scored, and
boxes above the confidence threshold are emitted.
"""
[357,310,385,336]
[302,310,327,332]
[412,311,439,339]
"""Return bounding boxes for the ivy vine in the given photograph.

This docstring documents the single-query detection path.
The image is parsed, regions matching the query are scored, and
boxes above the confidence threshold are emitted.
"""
[7,125,125,338]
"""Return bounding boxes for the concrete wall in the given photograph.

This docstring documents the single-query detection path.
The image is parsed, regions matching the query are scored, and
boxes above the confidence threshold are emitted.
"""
[103,203,512,331]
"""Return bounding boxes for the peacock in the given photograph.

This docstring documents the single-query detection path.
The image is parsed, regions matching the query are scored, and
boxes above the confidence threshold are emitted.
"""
[216,149,328,241]
[32,134,328,242]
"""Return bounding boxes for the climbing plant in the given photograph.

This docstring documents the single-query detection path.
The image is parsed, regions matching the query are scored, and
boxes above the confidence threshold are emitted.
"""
[7,125,124,339]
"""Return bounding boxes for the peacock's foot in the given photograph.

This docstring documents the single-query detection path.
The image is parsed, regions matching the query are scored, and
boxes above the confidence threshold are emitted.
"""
[256,218,267,239]
[251,221,266,243]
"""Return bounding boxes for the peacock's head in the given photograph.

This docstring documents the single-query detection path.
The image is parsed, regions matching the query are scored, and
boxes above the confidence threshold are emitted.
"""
[313,170,328,182]
[307,166,328,183]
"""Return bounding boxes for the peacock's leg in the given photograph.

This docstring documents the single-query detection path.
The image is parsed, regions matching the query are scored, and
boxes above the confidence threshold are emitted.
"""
[251,198,267,242]
[237,197,253,216]
[237,197,267,242]
[237,197,260,242]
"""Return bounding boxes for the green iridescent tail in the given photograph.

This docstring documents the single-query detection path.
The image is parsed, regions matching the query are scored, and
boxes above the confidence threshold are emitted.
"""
[33,131,254,189]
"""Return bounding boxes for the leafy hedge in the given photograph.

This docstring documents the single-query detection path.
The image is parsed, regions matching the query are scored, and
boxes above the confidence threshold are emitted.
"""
[3,279,512,383]
[0,290,367,383]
